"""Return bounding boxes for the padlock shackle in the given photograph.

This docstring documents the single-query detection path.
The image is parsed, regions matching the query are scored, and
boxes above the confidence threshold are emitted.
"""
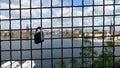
[35,27,42,32]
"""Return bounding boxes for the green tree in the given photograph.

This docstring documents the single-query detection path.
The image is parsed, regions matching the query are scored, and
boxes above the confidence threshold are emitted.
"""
[79,39,98,67]
[9,32,14,38]
[54,60,66,68]
[53,40,120,68]
[91,41,120,68]
[4,33,7,38]
[69,58,79,68]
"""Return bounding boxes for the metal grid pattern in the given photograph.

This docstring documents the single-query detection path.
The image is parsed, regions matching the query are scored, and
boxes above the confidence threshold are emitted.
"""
[1,0,120,68]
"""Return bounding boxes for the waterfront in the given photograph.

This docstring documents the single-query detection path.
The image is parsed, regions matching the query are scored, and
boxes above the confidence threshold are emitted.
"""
[1,36,120,68]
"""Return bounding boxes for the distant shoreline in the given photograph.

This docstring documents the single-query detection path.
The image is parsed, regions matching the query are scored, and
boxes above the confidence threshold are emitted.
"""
[73,38,120,45]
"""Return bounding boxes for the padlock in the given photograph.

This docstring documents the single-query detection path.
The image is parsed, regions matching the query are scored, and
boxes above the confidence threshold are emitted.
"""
[34,27,44,44]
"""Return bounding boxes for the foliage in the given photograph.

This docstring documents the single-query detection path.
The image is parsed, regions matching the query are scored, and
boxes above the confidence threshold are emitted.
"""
[69,58,79,68]
[4,33,7,38]
[53,39,120,68]
[91,41,120,68]
[9,32,14,38]
[71,34,79,38]
[54,60,66,68]
[115,59,120,66]
[106,41,113,47]
[80,39,98,66]
[3,32,14,38]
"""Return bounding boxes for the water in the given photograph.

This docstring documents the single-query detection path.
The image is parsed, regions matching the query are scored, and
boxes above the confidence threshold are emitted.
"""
[1,36,120,68]
[1,36,81,68]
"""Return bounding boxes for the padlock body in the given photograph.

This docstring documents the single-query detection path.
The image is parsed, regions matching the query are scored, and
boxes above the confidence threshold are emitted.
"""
[34,31,44,44]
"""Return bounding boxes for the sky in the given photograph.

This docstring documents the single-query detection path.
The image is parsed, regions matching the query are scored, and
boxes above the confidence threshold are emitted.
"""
[0,0,120,31]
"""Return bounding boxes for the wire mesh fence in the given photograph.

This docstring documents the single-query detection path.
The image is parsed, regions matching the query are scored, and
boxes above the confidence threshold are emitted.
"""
[0,0,120,68]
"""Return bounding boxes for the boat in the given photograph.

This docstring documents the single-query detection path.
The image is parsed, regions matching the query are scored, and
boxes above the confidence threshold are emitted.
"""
[1,60,35,68]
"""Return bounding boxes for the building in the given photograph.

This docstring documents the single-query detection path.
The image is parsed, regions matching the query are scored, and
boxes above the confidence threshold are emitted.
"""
[0,24,30,38]
[109,21,114,36]
[12,24,30,38]
[108,21,120,40]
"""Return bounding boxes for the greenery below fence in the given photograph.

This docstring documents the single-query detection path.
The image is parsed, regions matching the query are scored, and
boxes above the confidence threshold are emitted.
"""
[54,39,120,68]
